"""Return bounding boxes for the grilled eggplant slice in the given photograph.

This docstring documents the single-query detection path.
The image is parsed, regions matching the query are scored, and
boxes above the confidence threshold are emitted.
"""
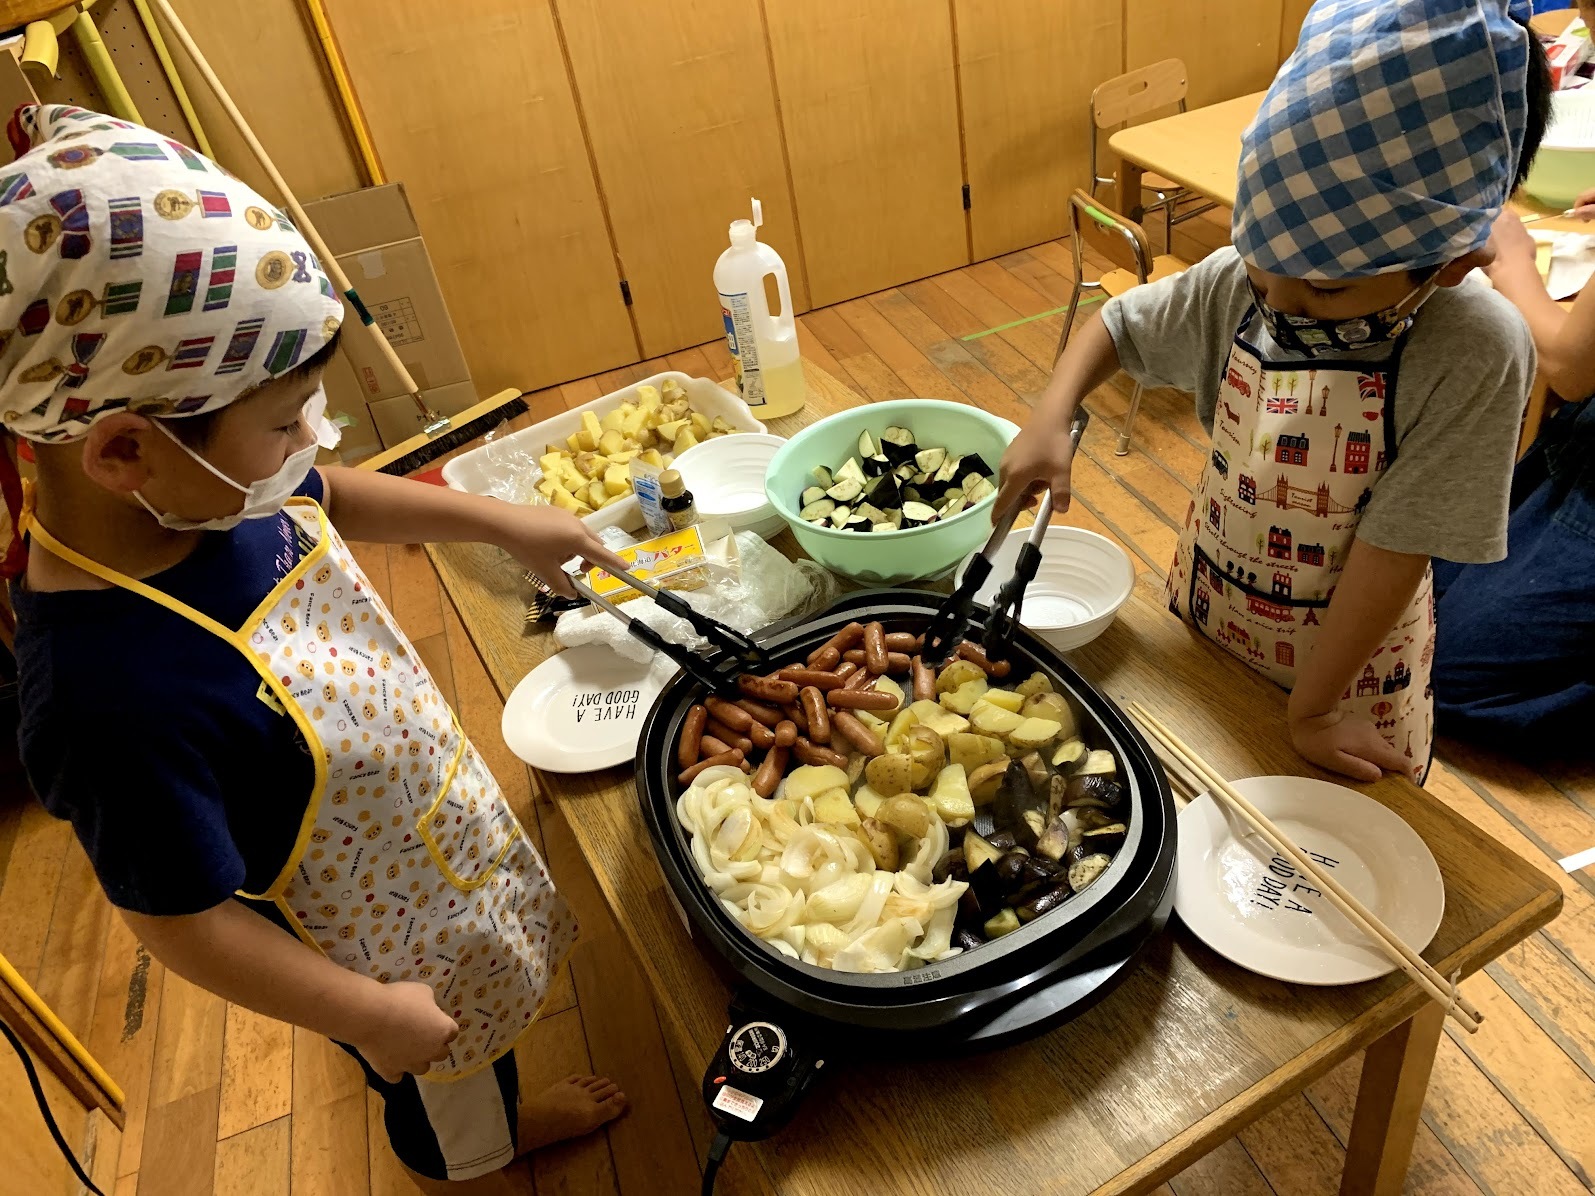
[995,759,1048,849]
[1065,773,1125,812]
[969,861,1005,918]
[1017,883,1072,923]
[1067,853,1112,893]
[1051,738,1087,770]
[963,829,1004,874]
[933,849,969,885]
[1082,822,1127,855]
[983,908,1021,938]
[953,928,986,952]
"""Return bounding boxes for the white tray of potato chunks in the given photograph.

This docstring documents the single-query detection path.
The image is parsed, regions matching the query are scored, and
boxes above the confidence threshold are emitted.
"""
[441,372,766,533]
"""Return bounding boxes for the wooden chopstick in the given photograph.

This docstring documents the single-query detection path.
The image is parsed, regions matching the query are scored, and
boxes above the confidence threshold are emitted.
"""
[1148,742,1205,807]
[1128,702,1481,1033]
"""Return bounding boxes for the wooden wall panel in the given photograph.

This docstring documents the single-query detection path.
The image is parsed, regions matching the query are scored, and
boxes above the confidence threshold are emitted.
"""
[1126,0,1282,110]
[1279,0,1314,64]
[765,0,967,308]
[151,0,362,204]
[327,0,638,394]
[957,0,1123,261]
[558,0,808,359]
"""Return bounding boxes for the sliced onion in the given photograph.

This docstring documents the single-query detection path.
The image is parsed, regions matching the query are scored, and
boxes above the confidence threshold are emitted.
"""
[804,873,871,925]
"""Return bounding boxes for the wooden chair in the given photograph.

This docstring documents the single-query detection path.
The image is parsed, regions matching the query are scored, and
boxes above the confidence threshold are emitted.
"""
[1057,189,1189,455]
[1089,59,1217,253]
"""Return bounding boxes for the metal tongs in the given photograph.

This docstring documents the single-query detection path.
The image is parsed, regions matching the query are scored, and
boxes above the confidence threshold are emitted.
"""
[921,408,1089,667]
[564,565,770,691]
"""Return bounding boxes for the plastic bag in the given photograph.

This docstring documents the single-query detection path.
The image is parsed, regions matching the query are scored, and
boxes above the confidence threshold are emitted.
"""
[474,426,547,506]
[554,532,841,665]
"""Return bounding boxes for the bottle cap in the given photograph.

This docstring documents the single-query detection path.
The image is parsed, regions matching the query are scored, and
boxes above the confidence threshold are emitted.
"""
[660,469,686,498]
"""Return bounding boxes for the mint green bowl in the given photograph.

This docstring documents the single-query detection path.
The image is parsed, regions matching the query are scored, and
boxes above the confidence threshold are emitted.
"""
[1524,90,1595,209]
[764,399,1020,584]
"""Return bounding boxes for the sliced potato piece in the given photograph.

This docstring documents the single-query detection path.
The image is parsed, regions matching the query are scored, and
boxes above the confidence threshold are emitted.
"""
[969,699,1025,737]
[884,708,919,752]
[980,688,1025,714]
[852,783,887,819]
[901,725,945,790]
[863,752,913,797]
[907,699,970,738]
[877,794,932,839]
[938,677,989,715]
[784,764,850,802]
[602,463,631,496]
[935,659,986,694]
[927,763,974,826]
[813,788,860,827]
[968,758,1009,805]
[1015,672,1053,699]
[947,732,1006,773]
[1008,717,1063,751]
[858,818,899,870]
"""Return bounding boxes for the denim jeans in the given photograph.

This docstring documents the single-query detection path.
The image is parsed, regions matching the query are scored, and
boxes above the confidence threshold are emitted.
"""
[1432,398,1595,759]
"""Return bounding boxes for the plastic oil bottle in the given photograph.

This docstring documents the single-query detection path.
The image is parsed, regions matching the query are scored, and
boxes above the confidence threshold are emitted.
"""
[714,199,805,419]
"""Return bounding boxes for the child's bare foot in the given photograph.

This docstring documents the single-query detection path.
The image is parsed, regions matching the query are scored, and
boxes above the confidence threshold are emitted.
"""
[517,1074,627,1153]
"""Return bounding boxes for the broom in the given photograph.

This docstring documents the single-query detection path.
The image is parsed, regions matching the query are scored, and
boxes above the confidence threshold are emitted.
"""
[149,0,527,475]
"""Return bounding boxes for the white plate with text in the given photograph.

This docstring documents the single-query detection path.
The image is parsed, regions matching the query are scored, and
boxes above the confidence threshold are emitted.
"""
[501,645,674,773]
[1175,776,1444,985]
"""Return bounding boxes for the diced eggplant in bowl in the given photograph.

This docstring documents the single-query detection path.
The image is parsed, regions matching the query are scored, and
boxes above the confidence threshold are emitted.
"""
[797,426,999,533]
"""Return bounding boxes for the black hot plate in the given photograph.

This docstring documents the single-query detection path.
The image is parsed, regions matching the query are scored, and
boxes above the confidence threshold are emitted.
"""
[634,589,1176,1058]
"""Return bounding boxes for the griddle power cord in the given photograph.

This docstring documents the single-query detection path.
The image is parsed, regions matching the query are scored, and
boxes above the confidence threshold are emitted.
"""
[702,1130,734,1195]
[0,1016,107,1196]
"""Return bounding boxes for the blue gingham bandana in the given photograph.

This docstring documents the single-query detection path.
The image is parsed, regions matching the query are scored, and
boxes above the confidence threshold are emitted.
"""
[1232,0,1531,279]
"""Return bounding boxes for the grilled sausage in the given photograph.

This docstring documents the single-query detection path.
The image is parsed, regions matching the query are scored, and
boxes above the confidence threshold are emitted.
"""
[775,667,847,690]
[792,736,849,769]
[705,696,754,732]
[678,749,744,784]
[957,641,1013,678]
[807,622,864,668]
[911,656,936,702]
[745,719,776,750]
[700,734,735,758]
[679,704,708,770]
[774,719,798,748]
[752,746,790,798]
[883,632,920,653]
[738,673,800,705]
[831,710,885,756]
[734,698,785,728]
[827,688,899,711]
[863,622,889,673]
[704,718,753,755]
[799,686,831,745]
[843,649,912,673]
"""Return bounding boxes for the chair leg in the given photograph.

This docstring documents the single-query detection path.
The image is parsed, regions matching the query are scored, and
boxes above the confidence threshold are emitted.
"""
[1164,201,1175,257]
[1056,277,1084,362]
[1117,382,1145,455]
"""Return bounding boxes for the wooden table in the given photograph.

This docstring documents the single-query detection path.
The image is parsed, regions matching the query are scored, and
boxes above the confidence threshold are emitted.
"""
[1109,91,1581,457]
[428,360,1562,1195]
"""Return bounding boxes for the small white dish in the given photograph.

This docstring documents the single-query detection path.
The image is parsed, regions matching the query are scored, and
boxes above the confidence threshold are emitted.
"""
[1175,776,1444,986]
[501,645,674,773]
[959,525,1135,651]
[672,432,787,540]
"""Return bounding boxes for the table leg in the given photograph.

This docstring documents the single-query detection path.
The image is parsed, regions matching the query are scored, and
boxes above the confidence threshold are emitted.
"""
[1339,1003,1445,1196]
[1116,159,1145,223]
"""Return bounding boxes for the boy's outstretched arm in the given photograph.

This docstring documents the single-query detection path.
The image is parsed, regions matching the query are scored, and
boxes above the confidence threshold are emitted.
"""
[124,901,458,1082]
[996,310,1123,515]
[1286,536,1429,782]
[316,466,628,596]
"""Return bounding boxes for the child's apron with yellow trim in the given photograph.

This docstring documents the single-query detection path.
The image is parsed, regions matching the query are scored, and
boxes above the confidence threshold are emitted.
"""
[27,497,575,1080]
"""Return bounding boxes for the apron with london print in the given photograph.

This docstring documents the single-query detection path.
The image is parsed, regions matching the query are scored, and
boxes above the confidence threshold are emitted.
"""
[1164,310,1436,782]
[27,498,576,1079]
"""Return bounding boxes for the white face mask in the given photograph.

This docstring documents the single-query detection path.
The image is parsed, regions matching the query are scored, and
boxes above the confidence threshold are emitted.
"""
[135,387,341,532]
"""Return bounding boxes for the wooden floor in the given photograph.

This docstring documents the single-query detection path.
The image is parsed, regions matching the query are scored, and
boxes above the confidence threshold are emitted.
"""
[4,211,1595,1194]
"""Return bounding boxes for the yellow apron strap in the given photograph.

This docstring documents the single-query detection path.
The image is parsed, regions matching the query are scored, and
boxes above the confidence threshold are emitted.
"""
[24,517,240,643]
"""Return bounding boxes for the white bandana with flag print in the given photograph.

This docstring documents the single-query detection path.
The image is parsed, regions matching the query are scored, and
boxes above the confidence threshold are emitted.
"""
[0,105,343,443]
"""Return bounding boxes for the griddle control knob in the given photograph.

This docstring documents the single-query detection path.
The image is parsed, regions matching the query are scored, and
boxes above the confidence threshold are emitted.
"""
[727,1021,787,1075]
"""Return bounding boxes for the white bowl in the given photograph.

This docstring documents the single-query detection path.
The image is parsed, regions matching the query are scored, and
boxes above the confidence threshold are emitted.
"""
[671,432,787,540]
[958,525,1136,651]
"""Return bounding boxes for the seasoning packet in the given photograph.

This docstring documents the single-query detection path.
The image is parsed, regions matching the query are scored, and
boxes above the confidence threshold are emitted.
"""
[587,524,740,604]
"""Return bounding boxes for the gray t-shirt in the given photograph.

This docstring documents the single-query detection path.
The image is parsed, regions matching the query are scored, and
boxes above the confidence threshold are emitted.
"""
[1100,247,1534,563]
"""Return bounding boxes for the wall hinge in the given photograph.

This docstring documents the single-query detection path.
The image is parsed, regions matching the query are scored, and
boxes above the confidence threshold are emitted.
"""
[619,279,633,306]
[962,183,971,211]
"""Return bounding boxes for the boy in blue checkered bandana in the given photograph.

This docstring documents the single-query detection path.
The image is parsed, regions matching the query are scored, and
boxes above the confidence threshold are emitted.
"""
[1000,0,1552,785]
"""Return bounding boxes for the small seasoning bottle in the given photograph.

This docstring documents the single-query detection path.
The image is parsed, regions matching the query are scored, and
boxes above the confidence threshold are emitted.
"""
[659,469,698,530]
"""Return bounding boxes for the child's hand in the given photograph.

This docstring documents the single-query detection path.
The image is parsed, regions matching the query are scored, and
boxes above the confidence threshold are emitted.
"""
[354,980,460,1082]
[996,423,1078,518]
[1288,709,1408,783]
[496,506,631,597]
[1484,210,1537,284]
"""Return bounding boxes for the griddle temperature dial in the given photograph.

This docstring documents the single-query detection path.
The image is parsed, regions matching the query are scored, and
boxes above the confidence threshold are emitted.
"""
[702,1004,823,1142]
[727,1021,785,1074]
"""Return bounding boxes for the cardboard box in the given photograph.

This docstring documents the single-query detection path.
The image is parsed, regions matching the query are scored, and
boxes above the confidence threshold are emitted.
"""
[369,380,481,450]
[302,183,472,402]
[319,342,381,462]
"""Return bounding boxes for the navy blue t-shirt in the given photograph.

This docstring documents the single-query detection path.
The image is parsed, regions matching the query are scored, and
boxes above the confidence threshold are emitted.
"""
[14,473,328,916]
